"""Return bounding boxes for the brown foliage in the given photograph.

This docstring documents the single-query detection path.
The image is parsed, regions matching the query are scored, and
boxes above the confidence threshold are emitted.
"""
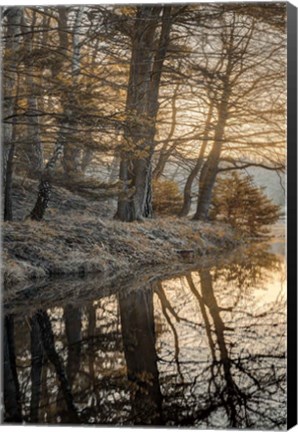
[152,179,183,216]
[210,172,281,237]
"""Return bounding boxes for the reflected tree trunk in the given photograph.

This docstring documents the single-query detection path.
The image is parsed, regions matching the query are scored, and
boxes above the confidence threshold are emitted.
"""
[30,315,44,423]
[87,304,96,384]
[64,305,82,387]
[34,309,79,422]
[198,269,239,427]
[40,363,49,422]
[118,289,163,425]
[3,315,22,422]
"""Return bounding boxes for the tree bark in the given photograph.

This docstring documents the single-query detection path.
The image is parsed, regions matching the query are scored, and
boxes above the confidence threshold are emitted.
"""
[4,140,15,221]
[62,6,84,177]
[179,103,214,217]
[152,83,180,180]
[23,10,44,177]
[193,80,230,221]
[2,8,22,221]
[115,6,172,221]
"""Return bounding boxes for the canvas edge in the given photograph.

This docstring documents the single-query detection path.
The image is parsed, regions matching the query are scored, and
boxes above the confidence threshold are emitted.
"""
[287,1,298,430]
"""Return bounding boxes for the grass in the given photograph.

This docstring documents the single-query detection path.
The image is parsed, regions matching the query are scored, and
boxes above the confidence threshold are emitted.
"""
[3,177,242,289]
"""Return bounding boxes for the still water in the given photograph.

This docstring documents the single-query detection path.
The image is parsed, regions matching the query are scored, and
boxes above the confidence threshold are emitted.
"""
[3,240,286,428]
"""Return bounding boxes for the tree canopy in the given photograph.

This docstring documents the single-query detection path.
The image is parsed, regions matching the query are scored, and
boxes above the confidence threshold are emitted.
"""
[2,3,286,223]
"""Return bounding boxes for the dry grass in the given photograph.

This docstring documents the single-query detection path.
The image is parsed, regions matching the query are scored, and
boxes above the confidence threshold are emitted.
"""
[3,214,240,288]
[3,177,242,289]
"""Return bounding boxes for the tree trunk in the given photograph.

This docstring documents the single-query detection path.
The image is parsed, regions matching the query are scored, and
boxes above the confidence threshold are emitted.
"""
[30,178,51,221]
[62,7,84,177]
[179,103,214,217]
[34,310,79,422]
[198,269,238,427]
[115,6,172,221]
[28,7,71,221]
[87,304,96,384]
[193,84,230,221]
[30,315,44,423]
[29,121,67,220]
[81,146,93,173]
[153,83,180,180]
[192,127,224,221]
[23,10,44,177]
[26,81,44,177]
[2,8,22,221]
[3,315,22,423]
[64,305,82,387]
[4,140,15,222]
[119,288,163,425]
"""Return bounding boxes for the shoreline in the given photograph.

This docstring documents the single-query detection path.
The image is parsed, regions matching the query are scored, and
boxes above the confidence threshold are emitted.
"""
[4,242,254,317]
[3,216,242,289]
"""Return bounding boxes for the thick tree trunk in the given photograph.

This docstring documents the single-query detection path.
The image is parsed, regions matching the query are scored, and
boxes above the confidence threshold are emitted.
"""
[23,10,44,177]
[64,305,82,387]
[28,7,70,221]
[4,141,15,221]
[3,315,22,423]
[30,178,52,221]
[34,310,79,422]
[2,8,22,221]
[119,289,163,425]
[62,7,84,177]
[192,127,224,221]
[115,6,172,221]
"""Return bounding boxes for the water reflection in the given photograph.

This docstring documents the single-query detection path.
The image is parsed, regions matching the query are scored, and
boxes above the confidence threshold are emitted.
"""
[119,290,163,424]
[3,243,286,428]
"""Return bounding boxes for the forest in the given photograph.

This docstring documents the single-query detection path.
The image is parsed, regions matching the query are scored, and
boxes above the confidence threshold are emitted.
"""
[3,2,285,220]
[2,2,288,426]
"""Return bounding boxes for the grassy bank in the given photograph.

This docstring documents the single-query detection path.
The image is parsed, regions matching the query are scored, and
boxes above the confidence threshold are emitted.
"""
[3,178,242,288]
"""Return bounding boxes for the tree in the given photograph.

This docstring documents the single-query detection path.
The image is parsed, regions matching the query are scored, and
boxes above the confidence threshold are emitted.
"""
[2,8,23,221]
[115,6,172,221]
[1,4,285,224]
[152,179,183,216]
[210,172,281,237]
[188,5,285,220]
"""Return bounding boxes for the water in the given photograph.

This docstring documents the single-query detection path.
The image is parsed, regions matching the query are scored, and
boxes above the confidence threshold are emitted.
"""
[3,240,286,428]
